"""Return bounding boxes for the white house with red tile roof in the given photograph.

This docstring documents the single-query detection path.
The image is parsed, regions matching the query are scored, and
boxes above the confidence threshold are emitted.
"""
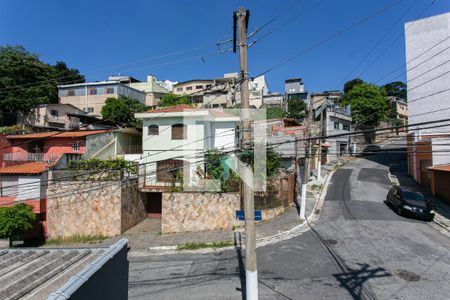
[135,105,239,191]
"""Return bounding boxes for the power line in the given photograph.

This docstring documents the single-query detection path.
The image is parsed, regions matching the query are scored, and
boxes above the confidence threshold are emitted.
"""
[0,38,233,94]
[374,36,450,84]
[356,0,435,78]
[255,0,403,77]
[338,0,417,87]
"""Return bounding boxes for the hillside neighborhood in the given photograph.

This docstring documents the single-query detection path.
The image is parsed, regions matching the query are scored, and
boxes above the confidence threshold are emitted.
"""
[0,2,450,300]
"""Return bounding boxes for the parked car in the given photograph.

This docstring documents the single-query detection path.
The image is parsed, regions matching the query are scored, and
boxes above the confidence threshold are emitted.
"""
[386,186,435,221]
[362,144,382,155]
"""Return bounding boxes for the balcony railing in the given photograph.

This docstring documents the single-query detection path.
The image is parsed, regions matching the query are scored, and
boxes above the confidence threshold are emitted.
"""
[3,152,59,162]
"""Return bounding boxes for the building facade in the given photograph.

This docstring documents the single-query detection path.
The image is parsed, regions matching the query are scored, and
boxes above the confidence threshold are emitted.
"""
[58,81,146,117]
[405,12,450,190]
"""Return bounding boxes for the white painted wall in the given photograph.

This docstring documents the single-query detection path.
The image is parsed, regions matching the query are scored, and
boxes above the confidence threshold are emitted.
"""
[432,138,450,166]
[405,12,450,134]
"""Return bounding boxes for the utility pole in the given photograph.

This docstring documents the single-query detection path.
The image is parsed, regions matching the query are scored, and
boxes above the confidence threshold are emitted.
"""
[236,7,258,299]
[317,102,324,181]
[300,99,313,220]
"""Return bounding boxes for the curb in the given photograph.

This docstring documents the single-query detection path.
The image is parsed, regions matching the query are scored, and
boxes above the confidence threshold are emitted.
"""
[128,167,337,257]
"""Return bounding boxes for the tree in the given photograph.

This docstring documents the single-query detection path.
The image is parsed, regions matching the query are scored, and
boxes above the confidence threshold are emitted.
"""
[342,83,388,127]
[265,107,285,119]
[382,81,407,101]
[343,78,364,94]
[101,96,147,127]
[159,93,190,107]
[287,99,306,119]
[0,204,36,247]
[0,46,85,124]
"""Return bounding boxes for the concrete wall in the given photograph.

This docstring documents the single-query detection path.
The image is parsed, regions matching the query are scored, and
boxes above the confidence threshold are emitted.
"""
[161,192,240,233]
[84,132,116,159]
[405,12,450,134]
[47,179,146,238]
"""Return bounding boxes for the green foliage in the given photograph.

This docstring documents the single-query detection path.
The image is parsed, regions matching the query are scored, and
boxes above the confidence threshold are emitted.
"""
[101,96,147,127]
[265,107,285,119]
[382,81,407,101]
[45,234,107,245]
[0,125,30,135]
[0,45,84,123]
[68,157,136,173]
[0,204,36,240]
[343,78,364,94]
[159,93,190,107]
[177,240,233,250]
[342,83,388,127]
[287,99,306,119]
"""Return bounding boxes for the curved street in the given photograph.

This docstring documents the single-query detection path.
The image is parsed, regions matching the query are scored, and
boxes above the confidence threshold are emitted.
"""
[129,147,450,299]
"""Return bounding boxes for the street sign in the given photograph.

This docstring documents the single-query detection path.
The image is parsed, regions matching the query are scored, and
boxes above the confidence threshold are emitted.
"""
[236,210,262,221]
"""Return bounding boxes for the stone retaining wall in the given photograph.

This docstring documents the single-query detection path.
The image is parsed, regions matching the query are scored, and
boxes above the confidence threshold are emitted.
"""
[162,192,240,234]
[47,179,146,238]
[261,206,285,221]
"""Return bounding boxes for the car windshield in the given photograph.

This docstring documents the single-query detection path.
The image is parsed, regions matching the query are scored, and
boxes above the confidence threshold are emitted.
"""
[403,191,425,201]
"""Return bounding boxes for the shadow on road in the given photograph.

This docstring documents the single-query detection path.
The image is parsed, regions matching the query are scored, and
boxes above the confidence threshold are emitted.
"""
[333,263,390,300]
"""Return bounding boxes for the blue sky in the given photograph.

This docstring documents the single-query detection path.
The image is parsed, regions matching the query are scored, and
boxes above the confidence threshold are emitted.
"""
[1,0,449,93]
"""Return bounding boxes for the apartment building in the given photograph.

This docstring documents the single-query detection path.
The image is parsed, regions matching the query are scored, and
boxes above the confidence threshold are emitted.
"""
[58,81,146,117]
[405,12,450,193]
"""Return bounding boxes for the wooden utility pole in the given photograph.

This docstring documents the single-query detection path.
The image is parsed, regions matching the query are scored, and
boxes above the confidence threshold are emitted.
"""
[236,7,258,299]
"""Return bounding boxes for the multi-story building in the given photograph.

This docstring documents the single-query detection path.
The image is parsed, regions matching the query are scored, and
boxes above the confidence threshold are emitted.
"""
[285,78,308,101]
[58,80,146,117]
[108,75,171,107]
[172,79,214,106]
[0,129,142,237]
[405,12,450,195]
[58,75,171,117]
[313,100,353,160]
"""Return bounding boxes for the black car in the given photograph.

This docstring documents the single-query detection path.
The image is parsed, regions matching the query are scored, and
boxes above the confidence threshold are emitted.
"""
[362,144,382,155]
[386,186,435,221]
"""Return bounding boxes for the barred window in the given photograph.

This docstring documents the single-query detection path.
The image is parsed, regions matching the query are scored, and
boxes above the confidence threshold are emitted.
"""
[148,124,159,135]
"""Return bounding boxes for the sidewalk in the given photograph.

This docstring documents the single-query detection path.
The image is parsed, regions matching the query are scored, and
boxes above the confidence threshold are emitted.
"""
[117,158,348,256]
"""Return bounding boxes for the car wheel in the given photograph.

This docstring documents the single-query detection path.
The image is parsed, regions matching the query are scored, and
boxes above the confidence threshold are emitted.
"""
[396,206,403,216]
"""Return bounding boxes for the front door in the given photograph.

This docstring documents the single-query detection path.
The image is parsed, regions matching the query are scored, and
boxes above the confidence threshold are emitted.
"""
[145,192,162,218]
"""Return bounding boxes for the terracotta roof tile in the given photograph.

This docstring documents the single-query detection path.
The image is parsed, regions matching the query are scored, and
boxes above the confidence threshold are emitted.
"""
[146,104,196,113]
[428,164,450,172]
[0,162,48,174]
[7,130,110,139]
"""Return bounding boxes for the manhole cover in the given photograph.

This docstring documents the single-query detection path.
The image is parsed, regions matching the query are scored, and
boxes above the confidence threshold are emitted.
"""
[326,239,337,245]
[394,269,420,281]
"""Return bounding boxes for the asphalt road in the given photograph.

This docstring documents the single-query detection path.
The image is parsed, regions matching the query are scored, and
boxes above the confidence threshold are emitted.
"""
[128,149,450,300]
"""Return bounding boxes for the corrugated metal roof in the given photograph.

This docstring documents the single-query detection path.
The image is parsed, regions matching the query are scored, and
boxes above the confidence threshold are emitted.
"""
[0,162,48,174]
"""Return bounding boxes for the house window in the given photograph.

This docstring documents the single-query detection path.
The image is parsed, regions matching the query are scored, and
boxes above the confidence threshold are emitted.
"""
[84,107,94,113]
[50,109,59,117]
[156,159,184,182]
[171,124,187,140]
[343,124,350,131]
[195,85,203,90]
[67,90,75,96]
[206,84,212,89]
[106,87,114,94]
[186,86,193,91]
[176,87,183,92]
[72,142,80,151]
[89,88,97,95]
[334,122,340,130]
[148,124,159,135]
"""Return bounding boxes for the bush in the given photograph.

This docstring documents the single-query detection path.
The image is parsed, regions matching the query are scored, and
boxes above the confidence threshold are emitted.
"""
[0,204,36,247]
